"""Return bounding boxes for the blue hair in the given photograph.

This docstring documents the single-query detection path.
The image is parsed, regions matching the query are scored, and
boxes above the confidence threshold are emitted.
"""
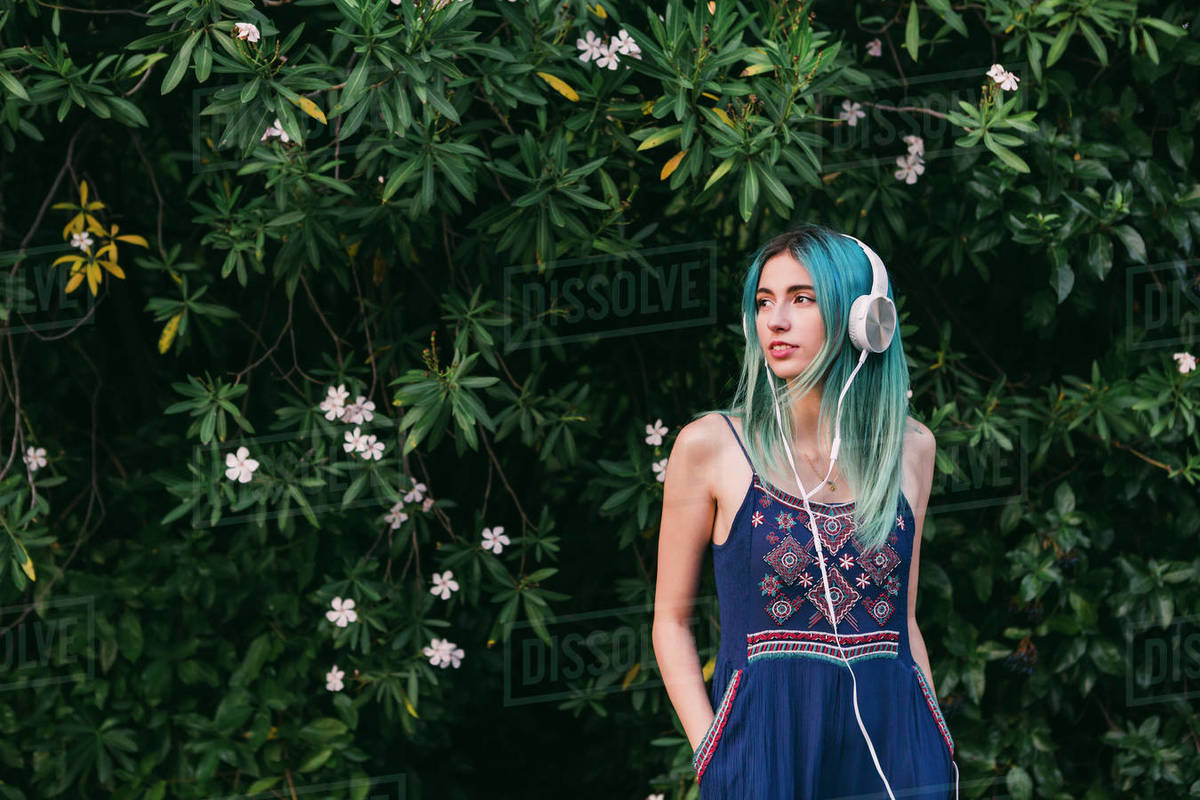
[692,223,911,554]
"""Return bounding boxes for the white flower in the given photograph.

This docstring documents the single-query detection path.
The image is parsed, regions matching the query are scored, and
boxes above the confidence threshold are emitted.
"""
[423,637,464,668]
[903,134,924,157]
[319,385,347,421]
[325,665,345,692]
[344,395,375,424]
[325,597,357,627]
[987,63,1020,91]
[224,446,259,483]
[422,496,434,512]
[69,232,93,251]
[385,500,408,529]
[23,446,47,472]
[838,99,866,126]
[430,570,459,600]
[261,118,290,144]
[906,389,913,399]
[893,153,925,184]
[644,418,668,446]
[360,434,385,460]
[652,457,668,482]
[1174,352,1196,374]
[404,481,427,504]
[595,39,621,70]
[481,525,510,554]
[233,22,260,43]
[866,38,882,57]
[612,29,642,59]
[576,30,605,63]
[343,426,368,454]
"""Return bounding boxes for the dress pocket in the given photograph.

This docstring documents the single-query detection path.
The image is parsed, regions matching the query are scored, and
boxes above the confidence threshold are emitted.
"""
[691,668,744,780]
[910,663,955,759]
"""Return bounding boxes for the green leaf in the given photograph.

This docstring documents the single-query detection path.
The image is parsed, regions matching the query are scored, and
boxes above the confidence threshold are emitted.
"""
[1142,29,1159,65]
[1051,262,1074,303]
[1054,481,1075,516]
[702,157,737,192]
[1111,224,1147,263]
[118,609,143,662]
[926,0,967,36]
[983,132,1030,173]
[1087,233,1113,280]
[904,0,920,62]
[738,164,759,223]
[1077,20,1106,66]
[1139,17,1187,37]
[1046,20,1076,68]
[1006,766,1033,800]
[0,70,29,101]
[161,29,201,95]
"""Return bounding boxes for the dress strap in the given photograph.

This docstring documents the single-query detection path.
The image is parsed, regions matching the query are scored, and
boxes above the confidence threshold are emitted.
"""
[718,413,754,471]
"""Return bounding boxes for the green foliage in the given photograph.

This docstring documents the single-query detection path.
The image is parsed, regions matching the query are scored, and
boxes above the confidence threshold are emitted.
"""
[0,0,1197,798]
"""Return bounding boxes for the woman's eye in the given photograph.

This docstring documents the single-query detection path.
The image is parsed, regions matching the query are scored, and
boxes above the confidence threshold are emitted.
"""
[757,296,812,308]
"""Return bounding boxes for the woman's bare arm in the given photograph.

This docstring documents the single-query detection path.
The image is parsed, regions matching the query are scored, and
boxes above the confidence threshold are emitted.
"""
[905,419,940,695]
[652,415,720,754]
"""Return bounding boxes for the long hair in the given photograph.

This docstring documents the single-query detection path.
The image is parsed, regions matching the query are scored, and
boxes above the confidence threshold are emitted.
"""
[691,223,910,555]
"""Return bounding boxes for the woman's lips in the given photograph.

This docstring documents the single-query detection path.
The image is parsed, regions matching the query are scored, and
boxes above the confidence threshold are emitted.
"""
[768,344,797,358]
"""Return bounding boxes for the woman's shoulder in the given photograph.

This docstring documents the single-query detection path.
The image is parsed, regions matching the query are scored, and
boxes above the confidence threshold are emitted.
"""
[671,412,739,484]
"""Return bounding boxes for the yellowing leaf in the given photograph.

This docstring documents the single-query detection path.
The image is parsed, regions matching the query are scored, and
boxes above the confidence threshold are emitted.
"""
[100,260,126,280]
[621,662,640,690]
[116,234,150,247]
[712,107,736,129]
[158,311,182,354]
[641,100,655,115]
[535,71,579,102]
[703,156,736,191]
[294,96,328,125]
[402,691,420,718]
[9,532,35,582]
[701,91,719,101]
[590,3,606,18]
[702,654,716,682]
[660,149,687,180]
[740,63,774,77]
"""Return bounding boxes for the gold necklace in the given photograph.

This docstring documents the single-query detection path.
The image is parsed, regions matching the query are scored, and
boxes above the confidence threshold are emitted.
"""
[801,450,837,492]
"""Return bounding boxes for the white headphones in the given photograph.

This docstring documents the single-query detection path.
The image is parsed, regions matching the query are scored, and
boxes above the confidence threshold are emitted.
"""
[743,233,955,800]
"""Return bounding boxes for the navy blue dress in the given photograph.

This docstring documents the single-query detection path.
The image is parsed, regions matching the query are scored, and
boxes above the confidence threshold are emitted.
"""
[691,413,959,799]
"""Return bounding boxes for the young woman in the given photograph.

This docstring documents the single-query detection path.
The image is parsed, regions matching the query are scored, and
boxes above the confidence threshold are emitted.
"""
[651,224,959,798]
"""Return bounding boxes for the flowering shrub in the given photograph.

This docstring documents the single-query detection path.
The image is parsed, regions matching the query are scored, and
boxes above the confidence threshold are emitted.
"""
[0,0,1196,798]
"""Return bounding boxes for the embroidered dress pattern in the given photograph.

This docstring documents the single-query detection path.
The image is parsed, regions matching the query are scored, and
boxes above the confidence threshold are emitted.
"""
[692,668,744,779]
[912,663,956,758]
[747,629,899,666]
[697,414,959,799]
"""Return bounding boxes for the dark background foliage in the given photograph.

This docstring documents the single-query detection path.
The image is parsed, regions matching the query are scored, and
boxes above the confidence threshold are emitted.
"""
[0,0,1197,798]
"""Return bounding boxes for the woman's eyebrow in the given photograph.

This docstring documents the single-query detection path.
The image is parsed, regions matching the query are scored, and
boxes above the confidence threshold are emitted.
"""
[756,285,814,295]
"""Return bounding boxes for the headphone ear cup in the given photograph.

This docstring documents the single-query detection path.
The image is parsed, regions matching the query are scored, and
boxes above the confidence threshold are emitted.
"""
[848,294,897,353]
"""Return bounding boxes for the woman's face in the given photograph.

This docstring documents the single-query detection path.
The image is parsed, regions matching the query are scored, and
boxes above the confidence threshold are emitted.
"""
[755,250,825,379]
